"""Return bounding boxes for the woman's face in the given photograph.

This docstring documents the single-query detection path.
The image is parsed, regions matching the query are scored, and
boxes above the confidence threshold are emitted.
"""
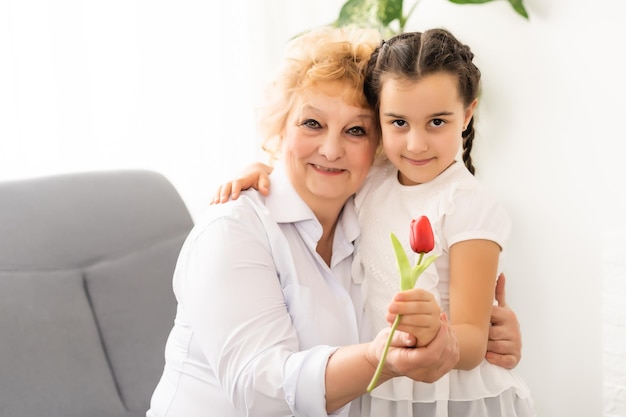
[281,81,378,211]
[379,72,476,185]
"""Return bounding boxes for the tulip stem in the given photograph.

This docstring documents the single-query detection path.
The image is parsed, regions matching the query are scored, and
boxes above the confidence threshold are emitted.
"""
[367,314,401,392]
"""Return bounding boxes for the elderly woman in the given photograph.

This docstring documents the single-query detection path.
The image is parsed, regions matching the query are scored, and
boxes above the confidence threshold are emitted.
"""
[148,26,517,417]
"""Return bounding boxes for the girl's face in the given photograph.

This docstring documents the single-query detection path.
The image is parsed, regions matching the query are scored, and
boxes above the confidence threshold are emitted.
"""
[379,72,477,185]
[281,81,378,212]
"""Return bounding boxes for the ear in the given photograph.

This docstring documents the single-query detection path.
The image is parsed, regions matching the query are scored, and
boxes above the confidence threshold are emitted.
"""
[464,98,478,128]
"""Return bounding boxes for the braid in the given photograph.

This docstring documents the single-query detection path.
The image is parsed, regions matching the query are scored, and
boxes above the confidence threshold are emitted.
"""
[462,117,476,175]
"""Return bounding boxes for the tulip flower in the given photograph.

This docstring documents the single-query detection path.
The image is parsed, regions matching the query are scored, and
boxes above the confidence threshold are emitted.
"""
[410,216,435,254]
[367,215,438,392]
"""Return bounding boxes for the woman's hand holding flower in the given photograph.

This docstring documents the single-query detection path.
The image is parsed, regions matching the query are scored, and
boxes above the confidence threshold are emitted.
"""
[367,309,458,389]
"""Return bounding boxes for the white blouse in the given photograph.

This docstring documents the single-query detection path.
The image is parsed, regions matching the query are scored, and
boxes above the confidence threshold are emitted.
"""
[147,166,367,417]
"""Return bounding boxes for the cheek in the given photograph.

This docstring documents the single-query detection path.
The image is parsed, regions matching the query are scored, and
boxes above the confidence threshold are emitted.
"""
[351,142,377,171]
[382,133,401,155]
[443,133,463,153]
[282,133,313,159]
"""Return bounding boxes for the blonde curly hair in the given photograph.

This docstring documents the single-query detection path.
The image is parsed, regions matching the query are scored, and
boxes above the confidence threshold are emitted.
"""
[258,26,381,160]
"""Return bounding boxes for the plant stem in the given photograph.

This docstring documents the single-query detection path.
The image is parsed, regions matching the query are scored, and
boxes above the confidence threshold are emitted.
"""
[367,314,401,392]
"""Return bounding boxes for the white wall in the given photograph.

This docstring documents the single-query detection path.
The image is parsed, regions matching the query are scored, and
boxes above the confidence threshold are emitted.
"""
[406,2,624,416]
[0,0,341,217]
[2,0,624,416]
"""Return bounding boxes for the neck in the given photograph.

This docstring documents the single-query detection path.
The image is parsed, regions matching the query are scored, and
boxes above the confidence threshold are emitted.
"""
[312,203,344,267]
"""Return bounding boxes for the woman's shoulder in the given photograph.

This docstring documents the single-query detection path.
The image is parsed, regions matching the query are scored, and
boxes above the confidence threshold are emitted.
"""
[190,192,269,238]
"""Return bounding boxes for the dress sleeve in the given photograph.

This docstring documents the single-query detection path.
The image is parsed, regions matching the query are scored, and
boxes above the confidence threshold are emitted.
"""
[441,185,512,250]
[173,202,340,417]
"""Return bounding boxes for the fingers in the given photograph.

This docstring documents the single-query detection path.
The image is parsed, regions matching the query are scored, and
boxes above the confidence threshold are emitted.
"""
[210,162,274,205]
[489,305,520,336]
[395,316,440,348]
[387,289,441,330]
[494,273,507,307]
[387,289,441,335]
[210,183,234,205]
[488,304,506,327]
[485,350,519,369]
[388,289,440,319]
[209,174,267,205]
[487,303,522,369]
[390,288,437,305]
[230,178,247,200]
[257,172,271,196]
[401,314,459,383]
[387,328,418,348]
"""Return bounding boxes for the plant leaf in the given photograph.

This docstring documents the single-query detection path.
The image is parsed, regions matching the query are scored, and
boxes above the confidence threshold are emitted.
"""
[390,232,412,290]
[377,0,404,26]
[447,0,495,4]
[507,0,529,19]
[410,253,438,287]
[336,0,380,28]
[447,0,529,19]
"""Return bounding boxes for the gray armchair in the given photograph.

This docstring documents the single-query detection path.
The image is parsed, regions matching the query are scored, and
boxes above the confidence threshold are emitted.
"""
[0,170,194,417]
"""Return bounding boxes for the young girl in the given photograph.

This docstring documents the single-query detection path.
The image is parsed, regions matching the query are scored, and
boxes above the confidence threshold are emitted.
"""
[215,28,534,417]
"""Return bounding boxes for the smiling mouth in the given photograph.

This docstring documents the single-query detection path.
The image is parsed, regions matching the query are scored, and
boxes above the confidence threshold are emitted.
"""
[404,156,432,166]
[311,164,345,173]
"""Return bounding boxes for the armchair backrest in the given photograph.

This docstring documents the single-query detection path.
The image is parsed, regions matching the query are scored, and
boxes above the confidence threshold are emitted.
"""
[0,170,194,417]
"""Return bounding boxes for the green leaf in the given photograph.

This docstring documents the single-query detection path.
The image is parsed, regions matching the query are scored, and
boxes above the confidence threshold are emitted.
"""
[377,0,404,26]
[447,0,495,4]
[507,0,529,19]
[410,253,438,287]
[447,0,529,19]
[390,232,412,291]
[336,0,380,28]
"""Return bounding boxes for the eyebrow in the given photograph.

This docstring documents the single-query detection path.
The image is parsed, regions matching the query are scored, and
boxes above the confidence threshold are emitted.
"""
[382,111,455,118]
[301,104,374,122]
[356,113,375,121]
[301,103,321,113]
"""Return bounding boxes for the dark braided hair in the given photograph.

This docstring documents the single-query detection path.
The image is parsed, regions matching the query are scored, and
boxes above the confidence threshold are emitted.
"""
[364,28,481,175]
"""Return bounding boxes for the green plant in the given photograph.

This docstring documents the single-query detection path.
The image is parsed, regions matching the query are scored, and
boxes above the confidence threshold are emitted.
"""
[334,0,528,36]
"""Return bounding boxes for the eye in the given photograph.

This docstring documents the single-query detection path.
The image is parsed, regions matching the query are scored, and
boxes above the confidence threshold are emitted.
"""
[430,118,446,127]
[300,119,321,129]
[347,126,367,136]
[391,119,408,128]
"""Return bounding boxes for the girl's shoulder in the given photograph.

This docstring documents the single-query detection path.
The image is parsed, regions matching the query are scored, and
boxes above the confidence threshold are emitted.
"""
[355,160,396,209]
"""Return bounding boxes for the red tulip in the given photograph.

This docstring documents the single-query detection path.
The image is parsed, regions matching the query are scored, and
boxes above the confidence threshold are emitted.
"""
[409,216,434,254]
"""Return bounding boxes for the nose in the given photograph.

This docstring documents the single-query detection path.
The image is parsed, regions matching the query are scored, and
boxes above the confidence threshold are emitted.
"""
[406,129,428,153]
[318,132,344,161]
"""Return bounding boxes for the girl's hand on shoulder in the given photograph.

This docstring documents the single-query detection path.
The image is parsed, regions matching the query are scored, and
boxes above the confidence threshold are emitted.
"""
[210,162,274,204]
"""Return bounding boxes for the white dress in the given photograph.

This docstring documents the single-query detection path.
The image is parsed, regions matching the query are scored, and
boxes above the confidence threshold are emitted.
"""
[353,161,535,417]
